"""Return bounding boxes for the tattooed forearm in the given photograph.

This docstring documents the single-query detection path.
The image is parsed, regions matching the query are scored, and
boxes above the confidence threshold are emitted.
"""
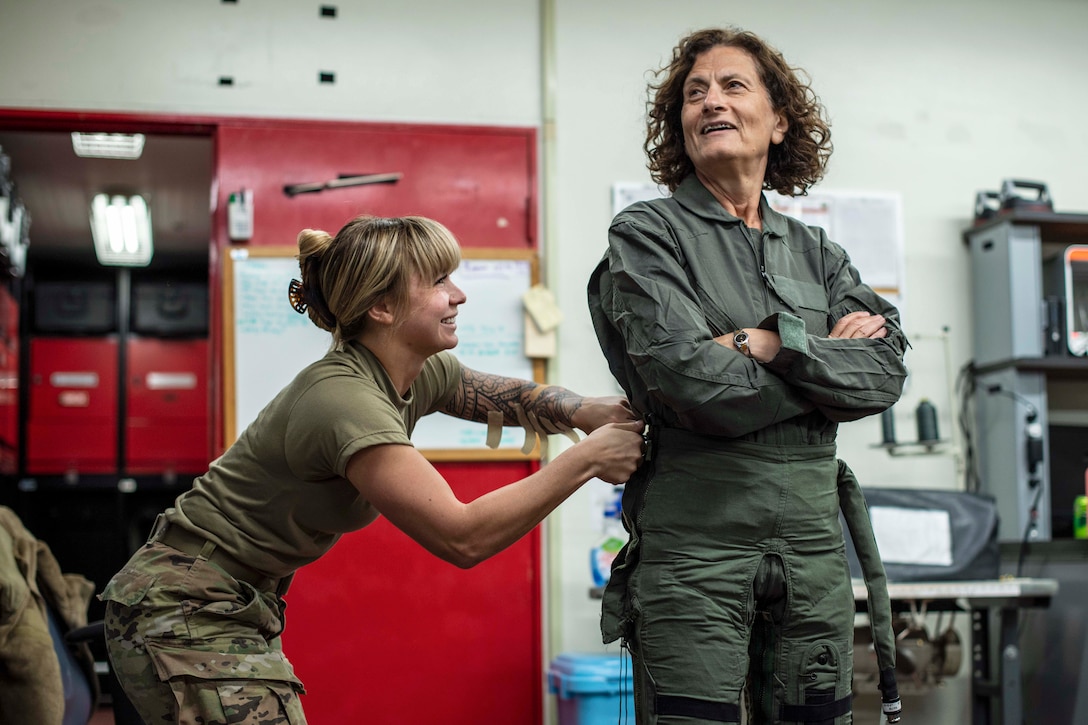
[526,386,583,428]
[442,367,583,426]
[444,367,534,423]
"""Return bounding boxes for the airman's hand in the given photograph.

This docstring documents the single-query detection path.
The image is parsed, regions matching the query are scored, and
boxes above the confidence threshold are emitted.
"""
[580,420,645,484]
[829,310,887,339]
[571,395,638,434]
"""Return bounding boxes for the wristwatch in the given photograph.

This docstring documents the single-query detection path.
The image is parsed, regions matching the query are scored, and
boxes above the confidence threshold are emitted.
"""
[733,330,751,357]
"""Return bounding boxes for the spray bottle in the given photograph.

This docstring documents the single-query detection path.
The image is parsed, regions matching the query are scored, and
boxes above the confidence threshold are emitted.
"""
[590,486,626,588]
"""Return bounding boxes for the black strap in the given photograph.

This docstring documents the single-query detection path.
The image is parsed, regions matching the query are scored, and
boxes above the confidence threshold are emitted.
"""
[779,694,852,723]
[656,694,740,722]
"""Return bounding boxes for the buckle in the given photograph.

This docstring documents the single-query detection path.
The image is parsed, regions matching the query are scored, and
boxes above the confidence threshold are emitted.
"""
[642,413,658,463]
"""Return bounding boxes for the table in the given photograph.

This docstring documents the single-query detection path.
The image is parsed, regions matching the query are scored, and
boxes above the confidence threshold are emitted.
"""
[854,578,1059,725]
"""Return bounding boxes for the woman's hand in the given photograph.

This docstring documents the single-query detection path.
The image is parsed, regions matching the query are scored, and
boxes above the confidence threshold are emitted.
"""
[575,419,646,484]
[829,310,887,339]
[570,395,638,434]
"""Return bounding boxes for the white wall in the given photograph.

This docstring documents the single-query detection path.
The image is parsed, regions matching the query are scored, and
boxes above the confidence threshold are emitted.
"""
[546,0,1088,656]
[5,0,1088,700]
[0,0,541,125]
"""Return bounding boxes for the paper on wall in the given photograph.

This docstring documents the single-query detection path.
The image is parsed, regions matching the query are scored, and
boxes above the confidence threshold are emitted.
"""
[869,506,953,566]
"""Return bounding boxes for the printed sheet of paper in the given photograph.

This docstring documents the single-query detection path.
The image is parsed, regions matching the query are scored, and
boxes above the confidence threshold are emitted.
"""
[869,506,953,566]
[765,190,904,293]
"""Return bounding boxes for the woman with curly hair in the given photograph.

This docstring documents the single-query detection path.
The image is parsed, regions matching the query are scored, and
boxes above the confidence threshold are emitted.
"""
[588,27,908,724]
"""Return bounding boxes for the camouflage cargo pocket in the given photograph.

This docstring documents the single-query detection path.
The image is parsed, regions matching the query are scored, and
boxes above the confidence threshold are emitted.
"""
[145,637,306,724]
[212,680,302,725]
[145,636,304,687]
[100,569,157,607]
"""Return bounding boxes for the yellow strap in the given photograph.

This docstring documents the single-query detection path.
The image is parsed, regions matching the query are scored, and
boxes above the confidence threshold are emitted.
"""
[483,394,582,455]
[486,410,504,449]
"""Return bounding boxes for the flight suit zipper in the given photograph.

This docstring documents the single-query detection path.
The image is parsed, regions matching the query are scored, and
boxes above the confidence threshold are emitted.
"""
[741,224,774,315]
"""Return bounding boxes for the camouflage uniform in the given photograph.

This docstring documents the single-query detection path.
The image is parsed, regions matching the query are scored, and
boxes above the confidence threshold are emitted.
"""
[100,343,462,723]
[102,538,305,724]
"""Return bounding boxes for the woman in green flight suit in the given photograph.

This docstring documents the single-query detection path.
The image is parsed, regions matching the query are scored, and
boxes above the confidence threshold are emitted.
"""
[588,27,908,724]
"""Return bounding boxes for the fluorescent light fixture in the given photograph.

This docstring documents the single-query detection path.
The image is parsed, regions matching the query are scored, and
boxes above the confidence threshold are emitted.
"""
[90,194,153,266]
[72,132,145,159]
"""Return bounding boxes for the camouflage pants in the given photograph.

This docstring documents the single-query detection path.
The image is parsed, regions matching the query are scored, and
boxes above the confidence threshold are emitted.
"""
[101,541,307,724]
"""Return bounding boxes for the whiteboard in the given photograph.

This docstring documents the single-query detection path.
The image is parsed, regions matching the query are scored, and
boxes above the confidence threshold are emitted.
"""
[223,246,543,460]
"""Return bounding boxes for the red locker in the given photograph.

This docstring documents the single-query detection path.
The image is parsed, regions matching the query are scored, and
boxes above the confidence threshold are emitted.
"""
[27,337,118,474]
[0,286,18,472]
[126,338,210,474]
[284,462,542,725]
[0,285,17,345]
[0,341,17,473]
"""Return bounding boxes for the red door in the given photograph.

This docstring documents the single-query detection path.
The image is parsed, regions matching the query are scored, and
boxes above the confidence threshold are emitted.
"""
[284,463,541,725]
[213,120,542,725]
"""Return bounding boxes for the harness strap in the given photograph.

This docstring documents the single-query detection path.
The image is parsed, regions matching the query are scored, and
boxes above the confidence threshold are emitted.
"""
[656,694,740,722]
[779,693,852,723]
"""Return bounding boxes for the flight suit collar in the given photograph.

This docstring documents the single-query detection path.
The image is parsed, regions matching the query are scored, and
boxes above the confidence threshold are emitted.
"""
[671,174,788,239]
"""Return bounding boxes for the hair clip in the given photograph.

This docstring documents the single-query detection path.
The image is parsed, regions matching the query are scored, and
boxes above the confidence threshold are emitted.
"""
[288,279,307,314]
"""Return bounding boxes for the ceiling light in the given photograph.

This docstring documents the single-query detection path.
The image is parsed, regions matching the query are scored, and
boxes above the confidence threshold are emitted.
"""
[90,194,153,266]
[72,132,146,159]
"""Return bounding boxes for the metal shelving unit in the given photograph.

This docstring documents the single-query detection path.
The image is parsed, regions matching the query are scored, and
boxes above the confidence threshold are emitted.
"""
[964,210,1088,543]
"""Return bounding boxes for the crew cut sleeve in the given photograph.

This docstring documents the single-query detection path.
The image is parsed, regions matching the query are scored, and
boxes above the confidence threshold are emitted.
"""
[603,215,814,438]
[284,377,411,480]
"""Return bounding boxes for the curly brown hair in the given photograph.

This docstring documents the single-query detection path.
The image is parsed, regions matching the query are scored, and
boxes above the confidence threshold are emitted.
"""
[645,27,832,196]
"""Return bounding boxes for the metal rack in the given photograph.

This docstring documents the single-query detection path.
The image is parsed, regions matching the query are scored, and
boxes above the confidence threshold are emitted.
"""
[964,210,1088,543]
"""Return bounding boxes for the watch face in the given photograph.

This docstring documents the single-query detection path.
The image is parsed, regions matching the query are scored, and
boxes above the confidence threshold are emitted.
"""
[734,331,750,355]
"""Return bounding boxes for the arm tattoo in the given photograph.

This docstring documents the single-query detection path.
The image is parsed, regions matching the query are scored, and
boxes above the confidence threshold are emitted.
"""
[442,367,583,426]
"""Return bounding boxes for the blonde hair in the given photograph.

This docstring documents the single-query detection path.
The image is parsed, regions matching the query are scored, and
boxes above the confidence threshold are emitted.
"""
[295,215,462,348]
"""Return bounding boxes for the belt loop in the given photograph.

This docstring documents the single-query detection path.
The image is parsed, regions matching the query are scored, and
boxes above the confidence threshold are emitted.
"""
[276,573,294,598]
[198,539,217,561]
[147,513,167,545]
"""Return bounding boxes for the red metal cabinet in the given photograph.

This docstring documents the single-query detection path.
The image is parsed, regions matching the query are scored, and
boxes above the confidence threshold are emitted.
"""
[126,338,210,474]
[214,122,536,251]
[283,461,541,725]
[0,341,17,474]
[0,286,18,472]
[0,284,17,345]
[27,337,118,474]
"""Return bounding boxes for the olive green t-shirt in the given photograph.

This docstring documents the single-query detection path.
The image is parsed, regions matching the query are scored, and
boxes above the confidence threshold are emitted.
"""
[165,342,460,578]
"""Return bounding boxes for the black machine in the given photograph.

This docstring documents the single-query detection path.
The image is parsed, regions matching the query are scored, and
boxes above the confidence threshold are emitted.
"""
[973,178,1054,225]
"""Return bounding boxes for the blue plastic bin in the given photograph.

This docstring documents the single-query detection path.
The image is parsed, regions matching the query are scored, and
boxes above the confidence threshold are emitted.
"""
[548,652,635,725]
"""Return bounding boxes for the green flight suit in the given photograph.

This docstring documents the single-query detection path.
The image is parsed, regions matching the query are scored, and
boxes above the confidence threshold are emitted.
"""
[587,175,908,724]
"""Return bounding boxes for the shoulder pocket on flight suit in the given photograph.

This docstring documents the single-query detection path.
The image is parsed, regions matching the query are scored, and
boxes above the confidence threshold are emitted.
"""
[768,276,829,335]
